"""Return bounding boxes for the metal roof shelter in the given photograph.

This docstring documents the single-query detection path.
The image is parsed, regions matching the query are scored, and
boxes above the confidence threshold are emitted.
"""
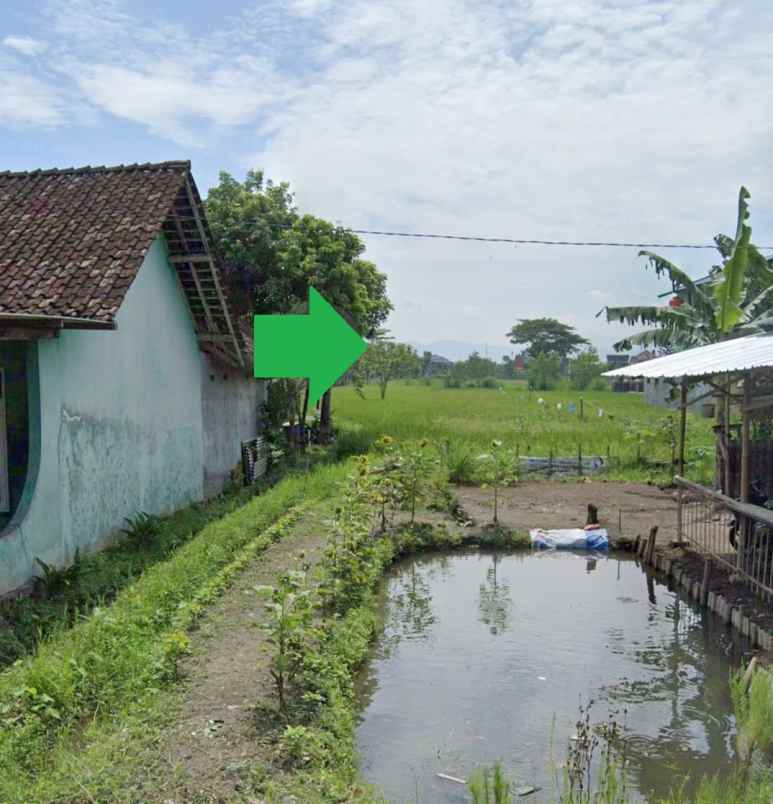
[603,332,773,502]
[603,333,773,380]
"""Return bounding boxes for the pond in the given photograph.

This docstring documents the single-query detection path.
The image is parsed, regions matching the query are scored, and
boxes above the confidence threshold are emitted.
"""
[356,549,752,803]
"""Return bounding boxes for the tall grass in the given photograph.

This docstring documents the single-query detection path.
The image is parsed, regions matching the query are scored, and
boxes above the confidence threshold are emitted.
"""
[333,381,715,484]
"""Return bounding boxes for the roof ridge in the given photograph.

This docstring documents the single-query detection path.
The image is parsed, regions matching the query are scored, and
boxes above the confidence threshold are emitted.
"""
[0,160,191,178]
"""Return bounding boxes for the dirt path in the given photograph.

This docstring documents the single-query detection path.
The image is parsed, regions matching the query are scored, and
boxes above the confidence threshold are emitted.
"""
[456,480,679,544]
[145,504,331,804]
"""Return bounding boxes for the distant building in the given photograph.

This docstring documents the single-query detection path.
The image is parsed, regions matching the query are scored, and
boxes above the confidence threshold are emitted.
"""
[605,354,630,369]
[424,354,453,377]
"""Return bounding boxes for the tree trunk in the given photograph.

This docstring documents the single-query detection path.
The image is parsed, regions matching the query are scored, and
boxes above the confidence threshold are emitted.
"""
[320,390,332,442]
[300,381,310,450]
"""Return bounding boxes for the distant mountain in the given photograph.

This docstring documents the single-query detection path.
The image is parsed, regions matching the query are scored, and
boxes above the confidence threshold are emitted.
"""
[410,340,514,363]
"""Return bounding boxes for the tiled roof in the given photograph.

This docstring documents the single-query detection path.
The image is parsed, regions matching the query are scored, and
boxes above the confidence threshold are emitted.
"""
[0,161,190,322]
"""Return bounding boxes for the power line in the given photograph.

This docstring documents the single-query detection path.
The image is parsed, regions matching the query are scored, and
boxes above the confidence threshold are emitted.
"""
[343,228,773,250]
[252,220,773,250]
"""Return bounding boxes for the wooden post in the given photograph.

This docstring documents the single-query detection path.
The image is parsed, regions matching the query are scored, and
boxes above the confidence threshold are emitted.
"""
[587,504,598,526]
[647,525,658,565]
[701,558,712,607]
[678,378,688,479]
[676,486,683,544]
[741,373,751,503]
[578,443,583,476]
[724,379,732,496]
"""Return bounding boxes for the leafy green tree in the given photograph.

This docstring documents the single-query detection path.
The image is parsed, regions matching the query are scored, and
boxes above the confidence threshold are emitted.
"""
[206,171,392,434]
[599,187,773,351]
[569,348,606,390]
[448,351,500,382]
[526,352,562,390]
[355,340,420,399]
[506,318,590,359]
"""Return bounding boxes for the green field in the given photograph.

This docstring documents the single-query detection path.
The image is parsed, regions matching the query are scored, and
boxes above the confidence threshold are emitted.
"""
[333,380,715,484]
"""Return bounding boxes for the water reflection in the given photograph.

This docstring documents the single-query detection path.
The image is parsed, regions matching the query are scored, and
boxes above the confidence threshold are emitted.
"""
[478,554,513,636]
[356,550,752,804]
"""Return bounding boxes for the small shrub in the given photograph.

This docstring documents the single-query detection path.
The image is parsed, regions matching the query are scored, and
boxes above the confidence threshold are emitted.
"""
[33,549,85,599]
[120,511,161,547]
[475,441,519,523]
[256,570,315,715]
[478,377,500,389]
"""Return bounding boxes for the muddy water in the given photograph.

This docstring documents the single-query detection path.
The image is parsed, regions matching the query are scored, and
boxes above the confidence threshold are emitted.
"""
[356,550,751,803]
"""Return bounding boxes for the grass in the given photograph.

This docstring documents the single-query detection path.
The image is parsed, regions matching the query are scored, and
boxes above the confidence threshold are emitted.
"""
[0,477,278,669]
[0,460,353,804]
[333,380,716,484]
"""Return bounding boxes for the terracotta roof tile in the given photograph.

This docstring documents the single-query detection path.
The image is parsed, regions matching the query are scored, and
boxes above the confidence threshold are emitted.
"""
[0,161,190,322]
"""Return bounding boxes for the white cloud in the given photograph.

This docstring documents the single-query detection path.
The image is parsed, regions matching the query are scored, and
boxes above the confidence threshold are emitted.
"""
[2,36,49,57]
[0,72,65,126]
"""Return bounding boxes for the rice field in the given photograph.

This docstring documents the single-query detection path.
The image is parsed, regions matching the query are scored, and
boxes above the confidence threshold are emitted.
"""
[332,380,715,484]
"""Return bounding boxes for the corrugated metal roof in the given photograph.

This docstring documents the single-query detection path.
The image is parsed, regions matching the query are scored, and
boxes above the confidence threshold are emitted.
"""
[603,333,773,379]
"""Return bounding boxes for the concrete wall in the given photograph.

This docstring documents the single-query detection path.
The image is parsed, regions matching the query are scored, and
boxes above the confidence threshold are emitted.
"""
[0,237,205,596]
[644,379,713,416]
[201,352,264,497]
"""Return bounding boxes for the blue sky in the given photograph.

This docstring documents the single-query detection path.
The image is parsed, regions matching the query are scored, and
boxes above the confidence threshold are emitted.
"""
[2,0,772,358]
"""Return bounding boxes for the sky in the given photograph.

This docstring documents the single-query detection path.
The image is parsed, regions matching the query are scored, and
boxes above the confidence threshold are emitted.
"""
[2,0,772,360]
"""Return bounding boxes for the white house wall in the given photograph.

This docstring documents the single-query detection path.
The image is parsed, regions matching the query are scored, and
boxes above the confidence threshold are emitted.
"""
[201,352,264,497]
[0,237,205,596]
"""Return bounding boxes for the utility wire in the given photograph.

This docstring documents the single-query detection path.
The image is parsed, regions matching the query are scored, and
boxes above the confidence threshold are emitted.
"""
[251,220,773,250]
[345,228,773,250]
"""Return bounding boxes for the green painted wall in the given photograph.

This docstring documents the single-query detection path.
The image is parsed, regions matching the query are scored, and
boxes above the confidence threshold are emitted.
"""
[0,238,205,595]
[0,342,29,530]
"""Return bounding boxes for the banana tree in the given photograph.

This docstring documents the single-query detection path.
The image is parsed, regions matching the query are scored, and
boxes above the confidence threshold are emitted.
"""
[598,187,773,352]
[599,187,773,492]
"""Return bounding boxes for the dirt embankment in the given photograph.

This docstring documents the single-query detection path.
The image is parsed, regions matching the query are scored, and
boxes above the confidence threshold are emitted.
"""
[455,480,679,544]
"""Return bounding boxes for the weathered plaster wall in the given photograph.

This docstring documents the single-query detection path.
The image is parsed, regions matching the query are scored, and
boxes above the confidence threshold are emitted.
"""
[0,237,204,596]
[201,353,264,497]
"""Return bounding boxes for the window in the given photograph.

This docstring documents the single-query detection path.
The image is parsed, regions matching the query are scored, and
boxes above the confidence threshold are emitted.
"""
[0,369,8,512]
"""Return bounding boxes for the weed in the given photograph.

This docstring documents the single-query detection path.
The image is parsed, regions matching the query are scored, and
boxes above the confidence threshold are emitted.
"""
[33,549,85,599]
[468,762,512,804]
[120,511,161,547]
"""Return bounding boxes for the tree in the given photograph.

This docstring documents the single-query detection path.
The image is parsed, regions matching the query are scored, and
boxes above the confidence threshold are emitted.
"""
[598,187,773,352]
[421,351,433,377]
[206,171,392,436]
[569,348,606,390]
[506,318,590,359]
[355,341,419,399]
[449,351,500,382]
[526,352,561,390]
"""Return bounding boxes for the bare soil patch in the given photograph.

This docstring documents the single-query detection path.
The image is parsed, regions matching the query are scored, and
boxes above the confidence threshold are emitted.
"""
[146,505,330,804]
[455,480,679,544]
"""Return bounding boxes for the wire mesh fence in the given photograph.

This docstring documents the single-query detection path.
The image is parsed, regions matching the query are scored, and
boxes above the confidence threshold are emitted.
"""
[676,476,773,604]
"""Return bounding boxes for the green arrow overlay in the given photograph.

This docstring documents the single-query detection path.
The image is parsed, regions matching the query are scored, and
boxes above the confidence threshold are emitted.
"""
[253,287,368,405]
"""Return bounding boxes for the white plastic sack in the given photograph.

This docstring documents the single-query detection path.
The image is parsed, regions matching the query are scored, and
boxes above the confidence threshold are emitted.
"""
[529,528,609,550]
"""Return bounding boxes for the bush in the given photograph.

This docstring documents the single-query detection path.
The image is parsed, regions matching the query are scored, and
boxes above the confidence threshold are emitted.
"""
[478,377,500,389]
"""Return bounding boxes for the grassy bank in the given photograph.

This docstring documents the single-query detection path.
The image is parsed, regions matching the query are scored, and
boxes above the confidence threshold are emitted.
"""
[333,381,715,484]
[0,460,352,803]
